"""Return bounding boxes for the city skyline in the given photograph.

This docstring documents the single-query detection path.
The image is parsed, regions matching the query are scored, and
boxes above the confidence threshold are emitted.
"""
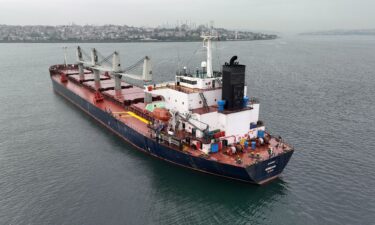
[0,0,374,33]
[0,23,277,42]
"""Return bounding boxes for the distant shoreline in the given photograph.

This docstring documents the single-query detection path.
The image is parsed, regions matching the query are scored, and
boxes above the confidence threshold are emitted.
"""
[300,29,375,36]
[0,24,277,43]
[300,34,375,36]
[0,38,277,44]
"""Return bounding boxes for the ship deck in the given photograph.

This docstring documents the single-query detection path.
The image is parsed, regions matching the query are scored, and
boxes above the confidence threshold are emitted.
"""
[51,65,293,168]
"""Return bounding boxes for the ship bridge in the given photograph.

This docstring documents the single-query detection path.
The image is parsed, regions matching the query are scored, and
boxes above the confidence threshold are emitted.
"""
[175,69,222,90]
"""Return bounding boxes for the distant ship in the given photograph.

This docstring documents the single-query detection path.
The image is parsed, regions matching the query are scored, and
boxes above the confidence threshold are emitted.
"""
[49,34,294,184]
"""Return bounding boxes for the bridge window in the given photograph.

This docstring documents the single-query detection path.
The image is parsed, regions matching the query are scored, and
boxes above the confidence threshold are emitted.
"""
[180,78,197,85]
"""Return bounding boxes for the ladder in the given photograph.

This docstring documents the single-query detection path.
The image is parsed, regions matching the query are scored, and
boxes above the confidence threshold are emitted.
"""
[199,92,209,112]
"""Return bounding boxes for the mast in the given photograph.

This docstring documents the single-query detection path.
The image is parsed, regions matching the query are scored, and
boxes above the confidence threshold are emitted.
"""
[201,34,217,78]
[142,56,152,81]
[76,46,85,80]
[112,51,122,95]
[91,48,100,85]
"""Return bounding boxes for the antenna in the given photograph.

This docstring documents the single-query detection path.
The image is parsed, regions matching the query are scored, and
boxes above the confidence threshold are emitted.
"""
[199,21,218,78]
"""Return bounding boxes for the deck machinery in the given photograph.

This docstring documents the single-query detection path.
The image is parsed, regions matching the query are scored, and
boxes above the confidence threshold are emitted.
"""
[49,34,294,184]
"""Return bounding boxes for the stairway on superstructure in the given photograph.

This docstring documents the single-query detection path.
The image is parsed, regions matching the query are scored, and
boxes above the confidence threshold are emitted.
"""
[199,92,209,112]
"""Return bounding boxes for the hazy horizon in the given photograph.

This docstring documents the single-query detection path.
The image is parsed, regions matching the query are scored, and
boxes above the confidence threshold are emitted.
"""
[1,0,374,33]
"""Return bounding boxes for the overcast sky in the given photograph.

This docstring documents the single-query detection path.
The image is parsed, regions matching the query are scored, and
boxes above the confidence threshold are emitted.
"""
[0,0,374,33]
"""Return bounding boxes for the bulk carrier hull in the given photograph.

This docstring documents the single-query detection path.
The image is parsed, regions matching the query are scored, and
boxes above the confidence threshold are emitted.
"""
[51,77,293,184]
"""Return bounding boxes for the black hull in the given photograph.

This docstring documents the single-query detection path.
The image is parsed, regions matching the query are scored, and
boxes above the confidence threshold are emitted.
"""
[51,79,294,184]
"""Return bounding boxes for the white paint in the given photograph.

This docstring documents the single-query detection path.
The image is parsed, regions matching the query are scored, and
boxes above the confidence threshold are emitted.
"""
[148,88,189,112]
[91,48,98,66]
[218,104,260,137]
[114,74,121,91]
[146,85,261,138]
[202,143,211,154]
[201,61,207,69]
[112,51,121,72]
[201,34,216,78]
[142,56,152,81]
[146,87,221,113]
[197,111,220,130]
[176,75,221,90]
[78,64,84,80]
[188,89,221,109]
[265,165,276,173]
[248,125,265,139]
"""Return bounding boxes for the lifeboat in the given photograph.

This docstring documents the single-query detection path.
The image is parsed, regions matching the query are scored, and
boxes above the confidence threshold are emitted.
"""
[152,108,171,121]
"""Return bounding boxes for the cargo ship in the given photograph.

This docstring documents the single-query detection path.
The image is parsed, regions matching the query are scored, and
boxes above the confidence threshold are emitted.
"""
[49,34,294,184]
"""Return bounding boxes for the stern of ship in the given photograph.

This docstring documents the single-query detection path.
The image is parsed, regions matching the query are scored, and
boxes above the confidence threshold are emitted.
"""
[244,149,294,184]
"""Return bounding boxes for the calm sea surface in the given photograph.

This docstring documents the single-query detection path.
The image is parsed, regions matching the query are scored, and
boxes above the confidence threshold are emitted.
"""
[0,36,375,225]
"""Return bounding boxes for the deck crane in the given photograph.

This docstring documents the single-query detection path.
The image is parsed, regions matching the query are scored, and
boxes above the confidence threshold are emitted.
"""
[76,46,153,94]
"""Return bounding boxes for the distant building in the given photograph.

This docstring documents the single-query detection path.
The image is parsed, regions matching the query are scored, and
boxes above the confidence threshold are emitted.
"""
[0,24,277,42]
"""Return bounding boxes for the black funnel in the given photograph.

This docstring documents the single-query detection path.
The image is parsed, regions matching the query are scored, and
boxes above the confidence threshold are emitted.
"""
[221,56,245,110]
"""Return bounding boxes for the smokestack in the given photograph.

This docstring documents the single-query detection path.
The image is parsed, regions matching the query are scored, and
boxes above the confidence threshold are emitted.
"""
[221,56,245,110]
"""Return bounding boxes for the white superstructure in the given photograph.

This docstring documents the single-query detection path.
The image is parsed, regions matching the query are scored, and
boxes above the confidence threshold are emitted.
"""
[144,34,264,141]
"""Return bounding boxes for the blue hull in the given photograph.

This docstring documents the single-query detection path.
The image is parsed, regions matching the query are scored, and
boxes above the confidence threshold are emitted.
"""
[52,79,293,184]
